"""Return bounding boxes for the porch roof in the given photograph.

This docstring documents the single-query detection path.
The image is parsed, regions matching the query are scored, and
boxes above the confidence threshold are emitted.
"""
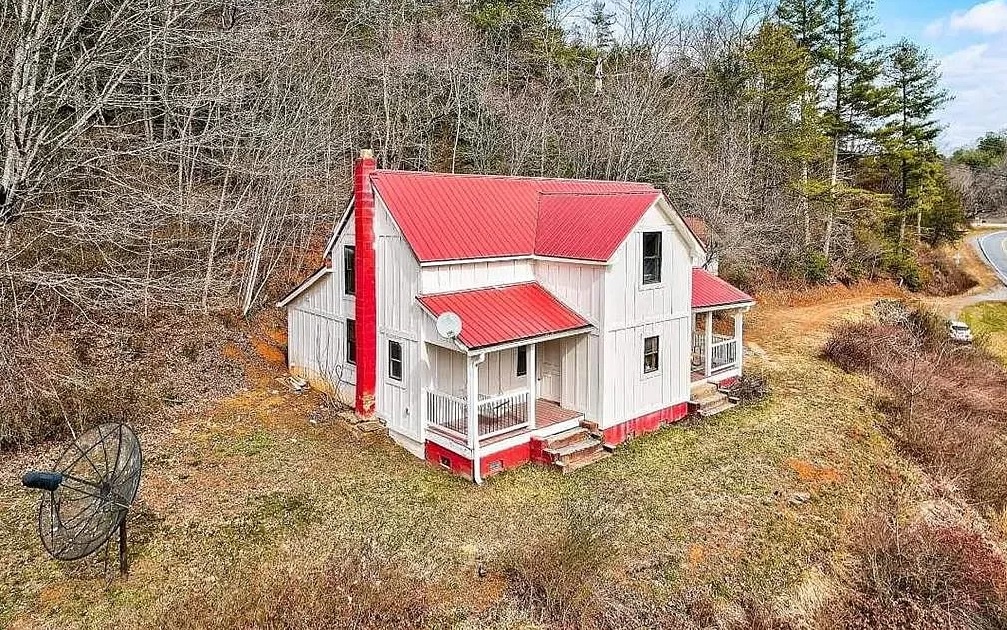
[417,282,591,350]
[692,268,754,310]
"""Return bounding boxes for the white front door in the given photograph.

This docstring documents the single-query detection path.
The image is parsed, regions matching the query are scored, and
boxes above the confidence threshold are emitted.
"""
[536,340,562,402]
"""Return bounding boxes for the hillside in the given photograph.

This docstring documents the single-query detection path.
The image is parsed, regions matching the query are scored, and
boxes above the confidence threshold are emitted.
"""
[1,273,986,629]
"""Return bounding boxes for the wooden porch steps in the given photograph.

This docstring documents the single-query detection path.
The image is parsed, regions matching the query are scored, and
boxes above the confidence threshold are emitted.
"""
[690,382,736,418]
[541,427,610,473]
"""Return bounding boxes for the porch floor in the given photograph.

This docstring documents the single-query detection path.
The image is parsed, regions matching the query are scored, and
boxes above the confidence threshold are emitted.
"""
[430,398,583,448]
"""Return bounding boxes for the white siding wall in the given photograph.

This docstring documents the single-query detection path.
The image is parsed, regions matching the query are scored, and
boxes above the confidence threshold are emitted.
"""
[420,259,534,294]
[558,333,601,418]
[598,202,693,427]
[286,273,356,404]
[373,194,423,442]
[599,319,690,424]
[428,344,525,398]
[535,260,605,325]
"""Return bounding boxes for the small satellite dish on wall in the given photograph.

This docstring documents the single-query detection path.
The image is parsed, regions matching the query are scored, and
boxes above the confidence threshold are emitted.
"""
[436,312,463,339]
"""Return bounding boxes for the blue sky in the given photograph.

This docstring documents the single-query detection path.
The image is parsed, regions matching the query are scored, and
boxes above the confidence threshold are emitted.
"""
[877,0,1007,150]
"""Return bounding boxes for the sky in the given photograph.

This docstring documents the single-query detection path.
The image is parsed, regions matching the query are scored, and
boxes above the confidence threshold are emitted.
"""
[872,0,1007,150]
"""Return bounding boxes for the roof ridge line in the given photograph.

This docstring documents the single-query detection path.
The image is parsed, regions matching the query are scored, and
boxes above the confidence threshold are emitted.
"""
[537,189,659,197]
[371,169,654,187]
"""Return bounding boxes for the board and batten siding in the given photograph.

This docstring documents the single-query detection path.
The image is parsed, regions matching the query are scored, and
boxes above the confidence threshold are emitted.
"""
[373,193,424,445]
[428,343,527,399]
[557,333,601,419]
[286,272,357,405]
[534,260,605,325]
[420,259,534,294]
[597,202,693,427]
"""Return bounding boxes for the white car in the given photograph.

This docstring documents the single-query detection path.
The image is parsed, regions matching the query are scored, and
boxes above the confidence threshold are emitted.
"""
[949,320,973,343]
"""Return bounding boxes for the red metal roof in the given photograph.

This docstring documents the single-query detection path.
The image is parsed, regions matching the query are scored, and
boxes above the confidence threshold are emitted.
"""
[535,191,661,261]
[692,268,754,309]
[370,170,657,263]
[417,282,591,349]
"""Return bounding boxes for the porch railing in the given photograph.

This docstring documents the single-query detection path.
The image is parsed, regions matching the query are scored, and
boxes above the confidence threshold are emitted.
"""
[426,389,468,439]
[710,339,737,372]
[425,388,530,442]
[477,390,530,439]
[692,333,738,374]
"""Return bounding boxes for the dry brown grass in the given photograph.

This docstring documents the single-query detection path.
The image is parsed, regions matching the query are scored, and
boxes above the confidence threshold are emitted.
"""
[823,305,1007,510]
[157,538,433,630]
[919,247,980,297]
[838,507,1007,629]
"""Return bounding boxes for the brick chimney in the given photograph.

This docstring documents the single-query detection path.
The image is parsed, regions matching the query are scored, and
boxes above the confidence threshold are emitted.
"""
[353,149,377,419]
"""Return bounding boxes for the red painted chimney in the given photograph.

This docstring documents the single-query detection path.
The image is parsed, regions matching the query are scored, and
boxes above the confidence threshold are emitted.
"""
[353,149,377,419]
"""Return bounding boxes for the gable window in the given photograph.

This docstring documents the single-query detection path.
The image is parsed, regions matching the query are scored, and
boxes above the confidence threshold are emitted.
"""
[516,345,528,377]
[643,335,659,374]
[346,319,356,365]
[388,340,403,381]
[343,245,355,295]
[642,232,662,285]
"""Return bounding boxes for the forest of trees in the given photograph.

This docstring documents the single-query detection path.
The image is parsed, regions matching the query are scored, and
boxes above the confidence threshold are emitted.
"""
[0,0,990,323]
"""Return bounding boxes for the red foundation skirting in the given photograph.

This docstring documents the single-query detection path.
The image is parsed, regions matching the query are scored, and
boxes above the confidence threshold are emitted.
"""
[602,402,688,446]
[425,440,533,480]
[427,401,689,480]
[425,441,474,480]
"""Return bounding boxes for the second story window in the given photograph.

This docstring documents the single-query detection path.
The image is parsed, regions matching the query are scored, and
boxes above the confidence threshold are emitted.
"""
[344,245,355,295]
[642,232,662,285]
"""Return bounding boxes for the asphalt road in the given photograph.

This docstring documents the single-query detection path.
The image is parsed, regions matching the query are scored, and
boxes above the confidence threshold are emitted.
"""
[977,230,1007,286]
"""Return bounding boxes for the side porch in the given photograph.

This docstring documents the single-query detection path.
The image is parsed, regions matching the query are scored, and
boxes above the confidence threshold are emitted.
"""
[691,307,746,383]
[690,267,756,385]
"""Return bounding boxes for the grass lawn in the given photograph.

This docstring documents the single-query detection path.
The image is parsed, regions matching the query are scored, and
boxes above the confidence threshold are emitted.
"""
[962,302,1007,364]
[0,299,915,628]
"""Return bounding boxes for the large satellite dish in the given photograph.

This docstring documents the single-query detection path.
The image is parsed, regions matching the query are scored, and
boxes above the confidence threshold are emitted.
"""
[436,311,463,339]
[21,423,143,576]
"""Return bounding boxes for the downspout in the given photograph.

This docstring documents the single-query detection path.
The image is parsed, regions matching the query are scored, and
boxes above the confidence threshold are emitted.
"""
[470,351,487,485]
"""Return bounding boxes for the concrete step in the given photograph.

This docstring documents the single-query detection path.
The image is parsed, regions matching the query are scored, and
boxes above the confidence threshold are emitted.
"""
[545,437,602,460]
[555,449,611,473]
[542,427,591,451]
[690,382,719,398]
[692,391,729,407]
[699,399,736,417]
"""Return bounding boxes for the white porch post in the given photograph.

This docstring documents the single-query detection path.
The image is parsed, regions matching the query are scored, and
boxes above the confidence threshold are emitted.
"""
[704,311,713,377]
[734,310,744,370]
[466,355,479,452]
[527,344,536,430]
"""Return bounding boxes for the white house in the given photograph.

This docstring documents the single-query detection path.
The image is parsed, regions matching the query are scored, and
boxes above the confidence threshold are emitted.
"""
[279,150,754,481]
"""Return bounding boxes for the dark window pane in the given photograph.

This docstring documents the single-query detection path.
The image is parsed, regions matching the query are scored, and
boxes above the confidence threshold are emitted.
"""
[516,346,527,377]
[643,335,659,373]
[388,340,402,381]
[344,246,355,295]
[346,319,356,365]
[642,232,662,284]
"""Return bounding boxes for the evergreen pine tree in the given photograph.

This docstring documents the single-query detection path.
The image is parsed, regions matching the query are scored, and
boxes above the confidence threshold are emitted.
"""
[876,39,951,250]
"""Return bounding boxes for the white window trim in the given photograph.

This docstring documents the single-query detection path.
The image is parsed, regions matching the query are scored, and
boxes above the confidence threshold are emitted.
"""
[641,333,661,379]
[639,231,665,291]
[386,338,406,389]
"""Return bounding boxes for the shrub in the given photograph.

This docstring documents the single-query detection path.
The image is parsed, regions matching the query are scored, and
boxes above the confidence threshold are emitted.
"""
[160,539,432,630]
[726,371,771,404]
[500,497,617,629]
[840,514,1007,629]
[822,305,1007,510]
[803,250,830,285]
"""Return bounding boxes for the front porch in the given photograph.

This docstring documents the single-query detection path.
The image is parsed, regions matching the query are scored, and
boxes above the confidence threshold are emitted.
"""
[425,391,583,448]
[422,334,589,465]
